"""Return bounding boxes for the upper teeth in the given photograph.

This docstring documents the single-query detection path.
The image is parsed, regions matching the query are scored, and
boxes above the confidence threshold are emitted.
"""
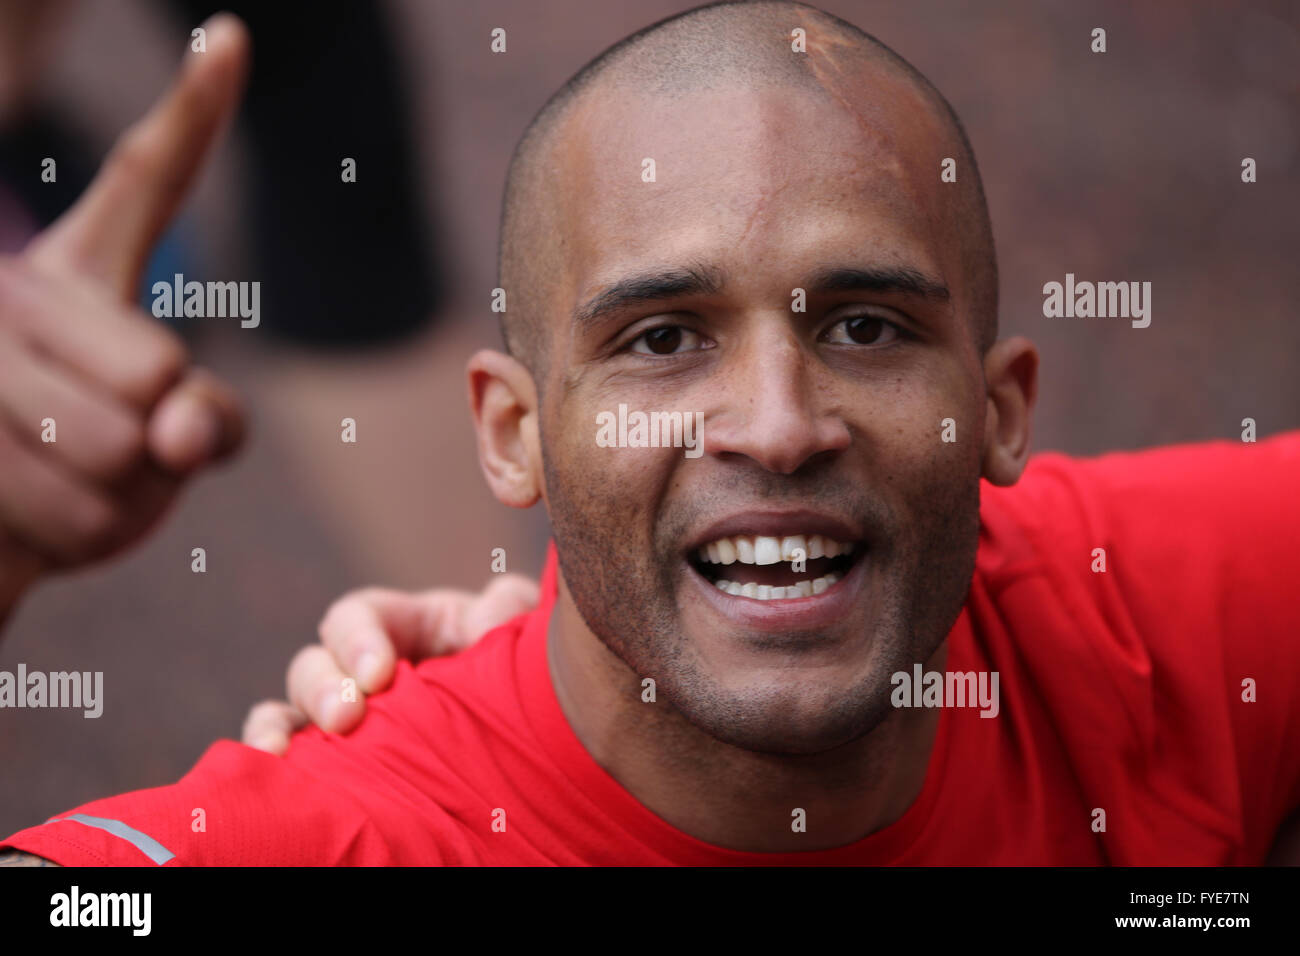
[696,534,854,565]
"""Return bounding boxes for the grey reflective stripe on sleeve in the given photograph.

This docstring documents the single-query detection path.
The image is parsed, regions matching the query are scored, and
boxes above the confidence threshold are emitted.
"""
[48,813,175,865]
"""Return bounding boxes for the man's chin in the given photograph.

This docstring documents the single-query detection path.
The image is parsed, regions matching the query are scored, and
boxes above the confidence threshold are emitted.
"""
[658,549,901,752]
[668,677,896,756]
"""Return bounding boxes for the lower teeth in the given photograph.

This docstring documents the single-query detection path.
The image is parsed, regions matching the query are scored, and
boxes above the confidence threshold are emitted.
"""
[713,573,841,600]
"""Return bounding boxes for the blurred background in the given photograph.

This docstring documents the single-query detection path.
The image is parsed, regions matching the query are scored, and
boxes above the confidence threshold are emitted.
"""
[0,0,1296,835]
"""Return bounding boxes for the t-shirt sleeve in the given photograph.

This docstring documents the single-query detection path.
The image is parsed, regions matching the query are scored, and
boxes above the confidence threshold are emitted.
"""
[1002,429,1300,856]
[0,739,392,866]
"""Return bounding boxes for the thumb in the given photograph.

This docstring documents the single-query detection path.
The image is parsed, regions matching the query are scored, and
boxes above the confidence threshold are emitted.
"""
[146,366,246,473]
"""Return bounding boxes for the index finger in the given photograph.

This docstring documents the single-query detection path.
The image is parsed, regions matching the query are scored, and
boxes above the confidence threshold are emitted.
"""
[316,588,472,694]
[27,14,250,300]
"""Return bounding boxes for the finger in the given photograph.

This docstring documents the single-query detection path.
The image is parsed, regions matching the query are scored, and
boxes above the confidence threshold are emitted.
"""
[458,574,541,651]
[0,328,147,483]
[0,424,119,566]
[27,14,250,298]
[317,587,472,692]
[285,645,366,735]
[103,457,184,554]
[241,700,307,755]
[0,259,187,411]
[146,367,245,473]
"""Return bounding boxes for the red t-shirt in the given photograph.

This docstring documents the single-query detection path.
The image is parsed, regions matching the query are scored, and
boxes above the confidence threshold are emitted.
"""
[5,433,1299,865]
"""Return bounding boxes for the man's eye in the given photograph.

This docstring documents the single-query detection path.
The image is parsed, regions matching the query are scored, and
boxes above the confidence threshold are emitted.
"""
[629,326,707,355]
[823,315,900,346]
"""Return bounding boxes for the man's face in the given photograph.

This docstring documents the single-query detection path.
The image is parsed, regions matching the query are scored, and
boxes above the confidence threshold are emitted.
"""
[538,69,988,755]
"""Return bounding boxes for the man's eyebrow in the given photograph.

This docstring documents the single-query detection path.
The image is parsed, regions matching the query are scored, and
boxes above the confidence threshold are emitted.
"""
[807,266,950,302]
[572,263,949,328]
[574,265,725,326]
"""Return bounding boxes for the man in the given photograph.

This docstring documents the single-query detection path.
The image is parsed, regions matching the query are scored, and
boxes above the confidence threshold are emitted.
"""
[3,0,1299,865]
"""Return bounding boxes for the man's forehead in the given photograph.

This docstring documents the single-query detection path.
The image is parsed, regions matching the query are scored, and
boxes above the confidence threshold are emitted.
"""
[551,77,958,308]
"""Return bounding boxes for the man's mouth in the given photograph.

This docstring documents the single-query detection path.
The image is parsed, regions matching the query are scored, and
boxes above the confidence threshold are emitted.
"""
[688,533,861,601]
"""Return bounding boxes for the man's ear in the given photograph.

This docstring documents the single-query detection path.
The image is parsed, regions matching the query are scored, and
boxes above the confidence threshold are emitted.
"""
[980,336,1039,487]
[466,349,542,508]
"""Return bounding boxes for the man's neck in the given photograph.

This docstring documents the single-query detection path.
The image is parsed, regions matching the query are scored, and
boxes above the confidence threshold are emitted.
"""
[547,578,947,853]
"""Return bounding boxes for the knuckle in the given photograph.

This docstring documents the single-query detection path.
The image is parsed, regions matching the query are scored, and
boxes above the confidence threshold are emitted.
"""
[241,702,270,729]
[113,125,189,201]
[108,131,160,186]
[351,585,391,605]
[417,592,459,646]
[248,699,281,718]
[63,495,121,563]
[284,651,314,703]
[320,587,381,632]
[317,597,351,636]
[417,587,463,611]
[244,700,285,728]
[94,414,148,479]
[287,644,322,676]
[287,646,335,694]
[288,651,338,712]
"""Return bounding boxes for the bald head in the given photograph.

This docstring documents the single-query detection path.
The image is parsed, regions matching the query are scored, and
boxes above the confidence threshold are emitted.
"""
[498,0,998,378]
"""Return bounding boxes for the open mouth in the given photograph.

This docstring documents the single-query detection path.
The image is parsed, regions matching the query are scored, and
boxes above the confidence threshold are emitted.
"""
[688,533,862,600]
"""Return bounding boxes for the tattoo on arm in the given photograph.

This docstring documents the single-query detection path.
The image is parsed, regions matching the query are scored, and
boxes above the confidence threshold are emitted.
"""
[0,849,60,866]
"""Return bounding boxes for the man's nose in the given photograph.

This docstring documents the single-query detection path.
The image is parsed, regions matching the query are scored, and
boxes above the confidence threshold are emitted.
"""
[703,322,851,474]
